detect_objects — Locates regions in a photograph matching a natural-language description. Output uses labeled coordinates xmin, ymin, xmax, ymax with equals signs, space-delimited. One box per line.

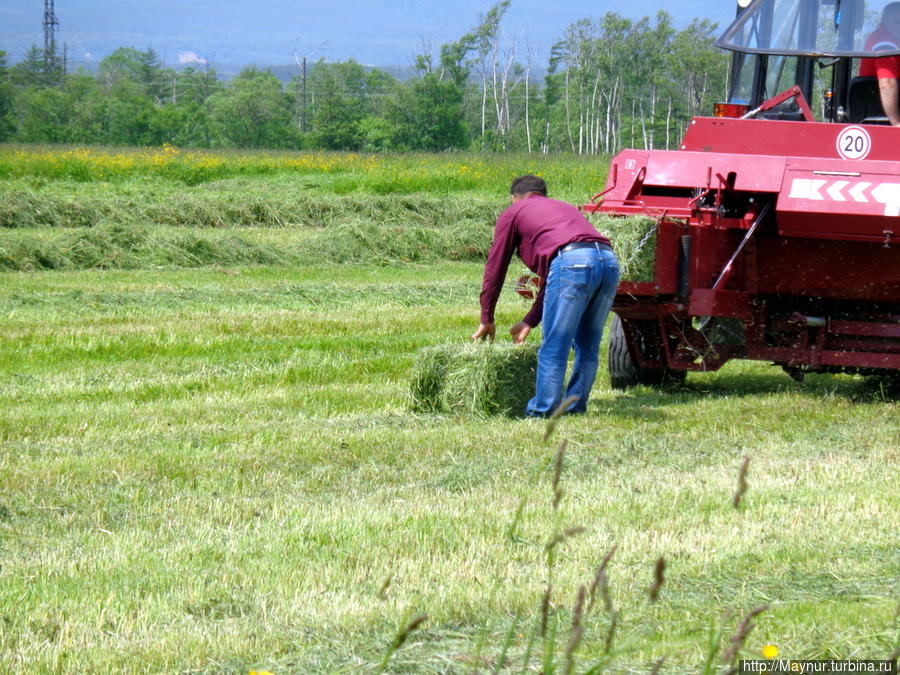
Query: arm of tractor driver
xmin=878 ymin=77 xmax=900 ymax=126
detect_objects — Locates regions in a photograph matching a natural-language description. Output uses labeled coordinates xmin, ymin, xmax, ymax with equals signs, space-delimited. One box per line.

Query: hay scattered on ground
xmin=410 ymin=342 xmax=537 ymax=416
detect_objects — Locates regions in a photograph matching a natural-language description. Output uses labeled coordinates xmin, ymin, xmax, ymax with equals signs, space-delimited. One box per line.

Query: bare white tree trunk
xmin=589 ymin=77 xmax=600 ymax=154
xmin=481 ymin=75 xmax=488 ymax=147
xmin=564 ymin=69 xmax=575 ymax=153
xmin=628 ymin=98 xmax=634 ymax=148
xmin=485 ymin=28 xmax=523 ymax=151
xmin=665 ymin=98 xmax=672 ymax=150
xmin=639 ymin=98 xmax=648 ymax=150
xmin=524 ymin=60 xmax=532 ymax=152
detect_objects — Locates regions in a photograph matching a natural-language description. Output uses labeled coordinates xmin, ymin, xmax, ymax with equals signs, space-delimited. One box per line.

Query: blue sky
xmin=1 ymin=0 xmax=736 ymax=69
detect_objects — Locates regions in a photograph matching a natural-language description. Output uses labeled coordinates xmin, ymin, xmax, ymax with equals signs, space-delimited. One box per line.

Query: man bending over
xmin=472 ymin=175 xmax=620 ymax=417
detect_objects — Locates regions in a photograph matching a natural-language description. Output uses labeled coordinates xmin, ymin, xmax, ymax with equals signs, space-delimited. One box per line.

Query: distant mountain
xmin=1 ymin=0 xmax=736 ymax=73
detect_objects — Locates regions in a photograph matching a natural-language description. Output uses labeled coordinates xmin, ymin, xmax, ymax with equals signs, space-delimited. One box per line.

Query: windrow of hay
xmin=0 ymin=179 xmax=501 ymax=229
xmin=410 ymin=342 xmax=538 ymax=416
xmin=0 ymin=217 xmax=661 ymax=273
xmin=0 ymin=225 xmax=292 ymax=270
xmin=0 ymin=220 xmax=494 ymax=271
xmin=0 ymin=177 xmax=661 ymax=274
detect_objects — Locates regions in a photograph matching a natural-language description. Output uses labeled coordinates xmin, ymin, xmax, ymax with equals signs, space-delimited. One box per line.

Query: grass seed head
xmin=732 ymin=456 xmax=751 ymax=508
xmin=721 ymin=605 xmax=768 ymax=665
xmin=649 ymin=556 xmax=666 ymax=603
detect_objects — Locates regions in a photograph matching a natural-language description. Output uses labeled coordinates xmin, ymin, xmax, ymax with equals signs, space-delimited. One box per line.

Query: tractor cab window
xmin=730 ymin=52 xmax=804 ymax=103
xmin=728 ymin=49 xmax=817 ymax=118
xmin=718 ymin=0 xmax=900 ymax=118
xmin=718 ymin=0 xmax=900 ymax=57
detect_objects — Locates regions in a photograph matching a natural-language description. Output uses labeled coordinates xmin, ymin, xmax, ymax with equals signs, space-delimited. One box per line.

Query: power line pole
xmin=294 ymin=53 xmax=308 ymax=133
xmin=42 ymin=0 xmax=60 ymax=72
xmin=302 ymin=57 xmax=307 ymax=133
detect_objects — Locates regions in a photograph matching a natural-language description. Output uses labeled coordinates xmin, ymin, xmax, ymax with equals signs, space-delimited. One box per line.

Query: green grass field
xmin=0 ymin=147 xmax=897 ymax=673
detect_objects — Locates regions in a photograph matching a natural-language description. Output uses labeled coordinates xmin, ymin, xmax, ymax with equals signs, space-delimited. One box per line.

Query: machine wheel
xmin=866 ymin=371 xmax=900 ymax=397
xmin=608 ymin=313 xmax=686 ymax=390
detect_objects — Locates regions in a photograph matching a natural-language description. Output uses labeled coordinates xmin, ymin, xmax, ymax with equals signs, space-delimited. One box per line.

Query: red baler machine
xmin=586 ymin=0 xmax=900 ymax=388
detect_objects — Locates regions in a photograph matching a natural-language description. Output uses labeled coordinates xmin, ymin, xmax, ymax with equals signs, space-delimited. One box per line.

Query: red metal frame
xmin=587 ymin=88 xmax=900 ymax=377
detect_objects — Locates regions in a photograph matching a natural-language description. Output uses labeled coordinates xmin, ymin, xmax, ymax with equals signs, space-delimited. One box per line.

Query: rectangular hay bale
xmin=588 ymin=213 xmax=657 ymax=282
xmin=410 ymin=342 xmax=537 ymax=416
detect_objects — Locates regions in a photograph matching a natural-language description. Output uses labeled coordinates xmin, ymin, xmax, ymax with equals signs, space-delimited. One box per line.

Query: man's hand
xmin=471 ymin=322 xmax=496 ymax=342
xmin=510 ymin=321 xmax=531 ymax=344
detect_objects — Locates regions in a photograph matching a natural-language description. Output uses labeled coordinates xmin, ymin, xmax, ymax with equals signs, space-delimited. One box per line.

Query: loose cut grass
xmin=590 ymin=213 xmax=658 ymax=281
xmin=410 ymin=342 xmax=538 ymax=416
xmin=1 ymin=150 xmax=897 ymax=673
xmin=0 ymin=219 xmax=494 ymax=271
xmin=1 ymin=263 xmax=897 ymax=674
xmin=0 ymin=177 xmax=501 ymax=229
xmin=0 ymin=196 xmax=661 ymax=274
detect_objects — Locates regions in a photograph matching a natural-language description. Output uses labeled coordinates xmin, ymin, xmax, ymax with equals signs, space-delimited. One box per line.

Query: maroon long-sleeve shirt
xmin=479 ymin=194 xmax=611 ymax=327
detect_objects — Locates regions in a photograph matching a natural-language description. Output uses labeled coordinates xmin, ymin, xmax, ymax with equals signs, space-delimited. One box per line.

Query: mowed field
xmin=0 ymin=146 xmax=897 ymax=673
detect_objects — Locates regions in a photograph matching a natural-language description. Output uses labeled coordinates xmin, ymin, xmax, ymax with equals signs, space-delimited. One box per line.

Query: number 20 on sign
xmin=836 ymin=125 xmax=872 ymax=160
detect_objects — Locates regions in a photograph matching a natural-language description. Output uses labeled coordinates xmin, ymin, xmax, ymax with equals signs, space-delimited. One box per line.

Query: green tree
xmin=304 ymin=60 xmax=396 ymax=150
xmin=357 ymin=116 xmax=397 ymax=151
xmin=387 ymin=72 xmax=467 ymax=151
xmin=207 ymin=68 xmax=294 ymax=148
xmin=547 ymin=18 xmax=600 ymax=153
xmin=627 ymin=12 xmax=676 ymax=149
xmin=102 ymin=78 xmax=156 ymax=145
xmin=669 ymin=19 xmax=728 ymax=118
xmin=59 ymin=72 xmax=104 ymax=143
xmin=0 ymin=51 xmax=15 ymax=140
xmin=10 ymin=46 xmax=58 ymax=88
xmin=98 ymin=47 xmax=170 ymax=102
xmin=13 ymin=86 xmax=71 ymax=142
xmin=176 ymin=65 xmax=222 ymax=106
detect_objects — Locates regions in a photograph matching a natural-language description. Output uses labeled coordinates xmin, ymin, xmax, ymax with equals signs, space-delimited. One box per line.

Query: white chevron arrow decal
xmin=789 ymin=178 xmax=900 ymax=216
xmin=848 ymin=182 xmax=871 ymax=202
xmin=871 ymin=183 xmax=900 ymax=217
xmin=825 ymin=181 xmax=849 ymax=201
xmin=788 ymin=178 xmax=828 ymax=200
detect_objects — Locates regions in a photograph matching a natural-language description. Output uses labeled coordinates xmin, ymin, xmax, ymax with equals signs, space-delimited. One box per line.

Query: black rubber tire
xmin=865 ymin=371 xmax=900 ymax=397
xmin=608 ymin=313 xmax=686 ymax=390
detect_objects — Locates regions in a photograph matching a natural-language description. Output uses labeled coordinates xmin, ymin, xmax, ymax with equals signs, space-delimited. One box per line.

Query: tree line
xmin=0 ymin=4 xmax=729 ymax=154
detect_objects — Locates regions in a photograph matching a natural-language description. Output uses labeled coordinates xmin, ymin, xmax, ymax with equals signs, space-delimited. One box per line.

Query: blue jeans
xmin=526 ymin=246 xmax=619 ymax=417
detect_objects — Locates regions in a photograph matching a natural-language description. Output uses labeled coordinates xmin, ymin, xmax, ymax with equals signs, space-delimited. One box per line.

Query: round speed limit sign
xmin=836 ymin=125 xmax=872 ymax=160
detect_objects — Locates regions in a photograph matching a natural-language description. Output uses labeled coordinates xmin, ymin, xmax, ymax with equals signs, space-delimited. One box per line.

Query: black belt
xmin=556 ymin=241 xmax=613 ymax=257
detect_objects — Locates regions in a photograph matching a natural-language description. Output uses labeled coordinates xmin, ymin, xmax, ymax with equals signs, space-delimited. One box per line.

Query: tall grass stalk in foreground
xmin=374 ymin=612 xmax=429 ymax=675
xmin=470 ymin=398 xmax=649 ymax=674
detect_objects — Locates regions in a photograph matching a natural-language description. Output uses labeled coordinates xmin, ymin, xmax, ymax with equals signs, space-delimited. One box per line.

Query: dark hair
xmin=885 ymin=1 xmax=900 ymax=17
xmin=510 ymin=175 xmax=547 ymax=196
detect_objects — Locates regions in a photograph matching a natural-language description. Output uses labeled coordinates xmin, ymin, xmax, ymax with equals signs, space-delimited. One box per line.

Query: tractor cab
xmin=716 ymin=0 xmax=900 ymax=123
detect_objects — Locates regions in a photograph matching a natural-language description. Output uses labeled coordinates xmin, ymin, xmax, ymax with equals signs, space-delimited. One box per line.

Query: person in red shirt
xmin=472 ymin=175 xmax=619 ymax=417
xmin=859 ymin=2 xmax=900 ymax=125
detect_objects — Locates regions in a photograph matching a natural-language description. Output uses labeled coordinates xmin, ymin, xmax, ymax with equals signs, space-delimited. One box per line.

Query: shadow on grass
xmin=600 ymin=369 xmax=895 ymax=420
